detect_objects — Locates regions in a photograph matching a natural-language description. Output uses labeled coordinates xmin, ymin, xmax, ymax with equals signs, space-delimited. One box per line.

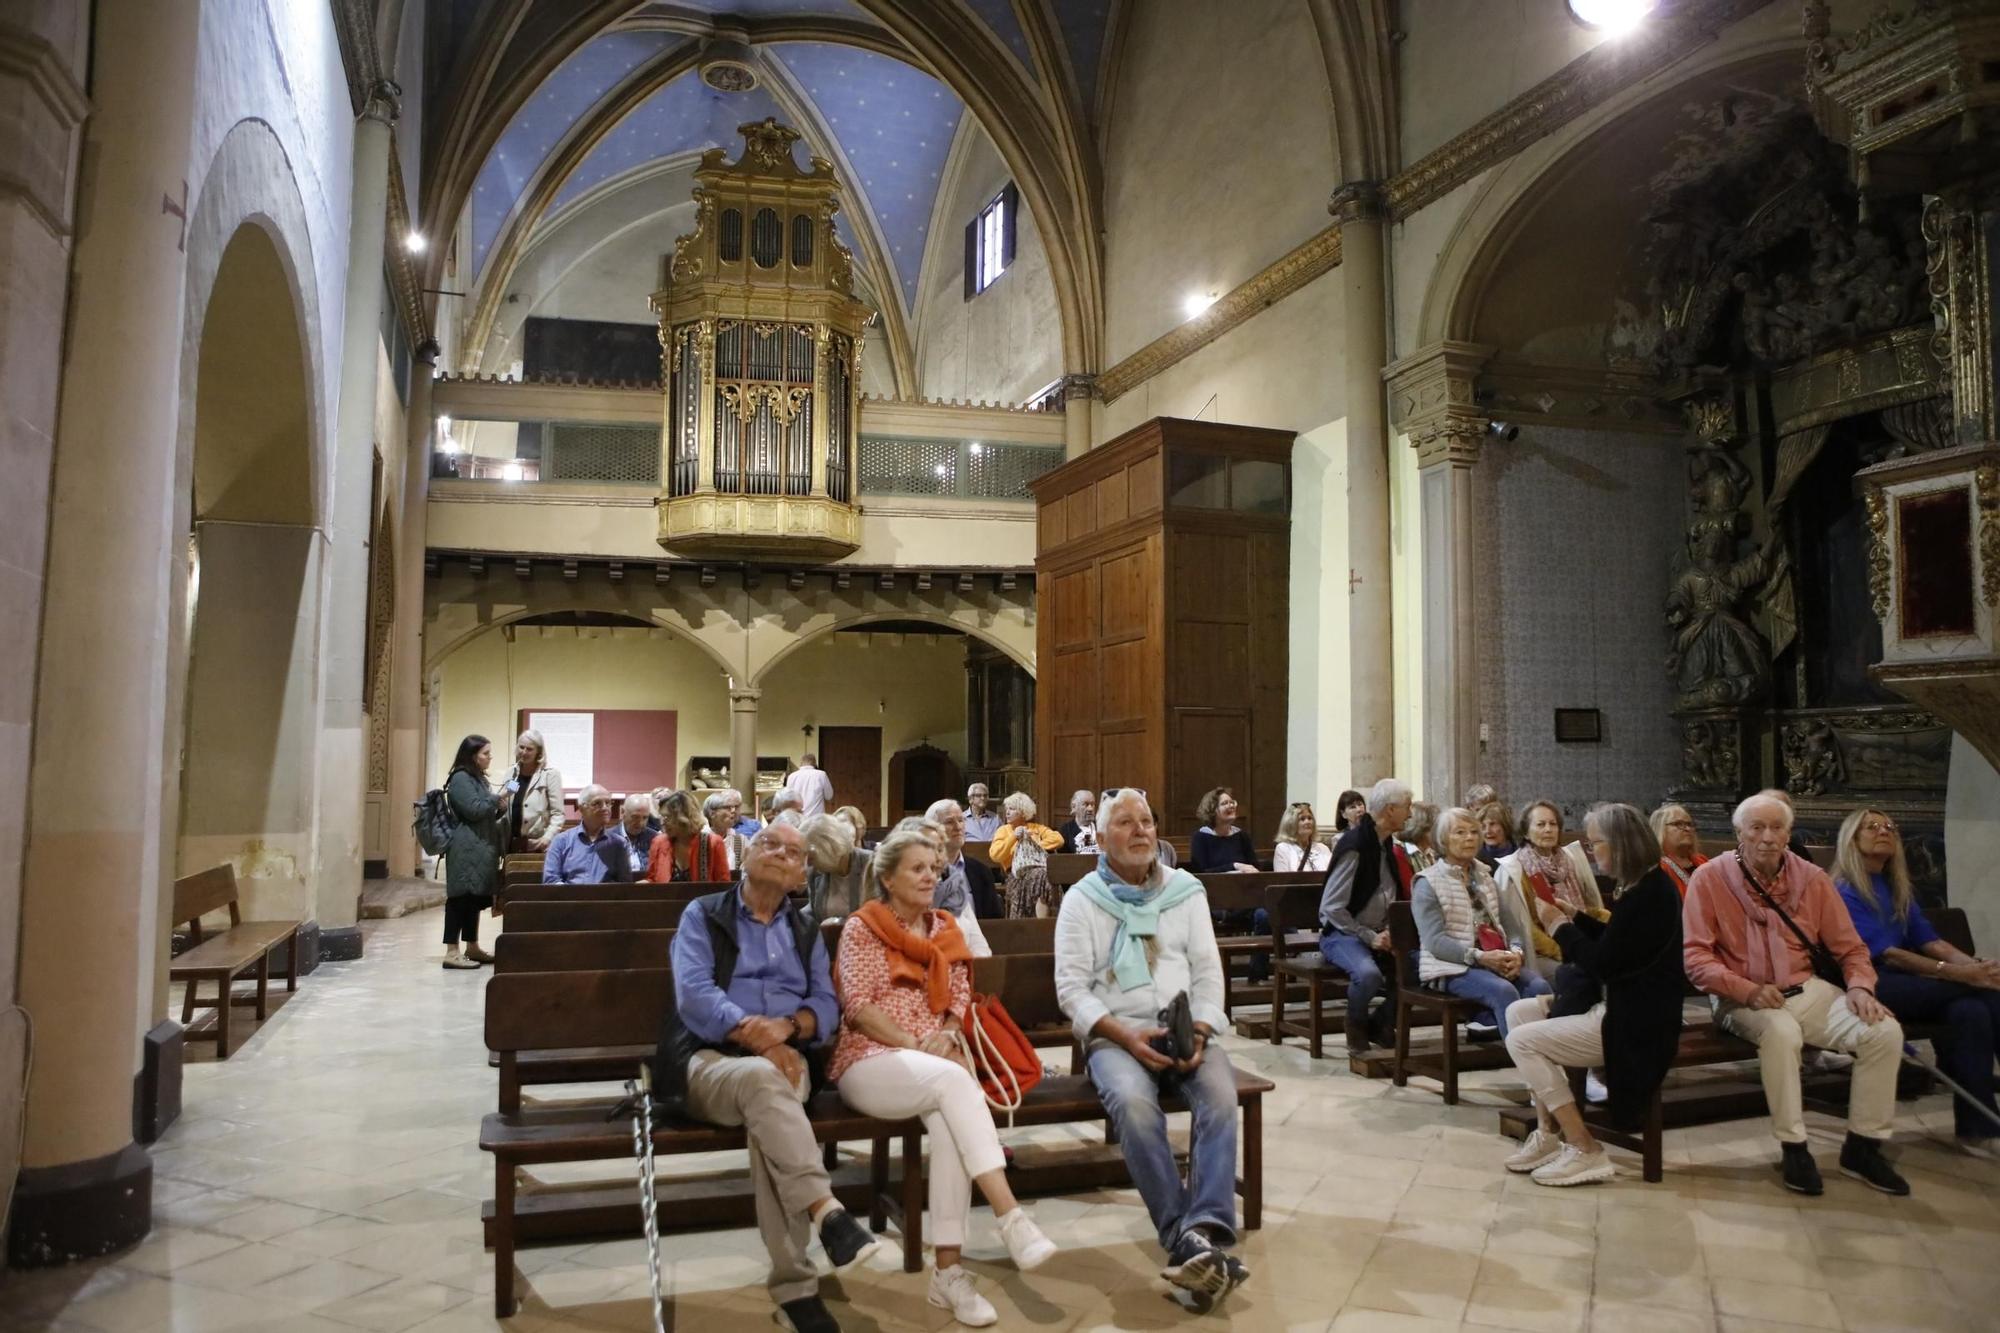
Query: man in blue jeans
xmin=1054 ymin=789 xmax=1244 ymax=1311
xmin=1319 ymin=777 xmax=1414 ymax=1052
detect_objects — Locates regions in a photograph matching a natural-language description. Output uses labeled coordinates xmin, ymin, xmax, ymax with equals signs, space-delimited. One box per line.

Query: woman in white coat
xmin=1493 ymin=799 xmax=1606 ymax=980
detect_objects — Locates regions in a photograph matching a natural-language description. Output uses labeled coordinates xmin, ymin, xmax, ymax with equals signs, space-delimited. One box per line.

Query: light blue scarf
xmin=1072 ymin=856 xmax=1205 ymax=991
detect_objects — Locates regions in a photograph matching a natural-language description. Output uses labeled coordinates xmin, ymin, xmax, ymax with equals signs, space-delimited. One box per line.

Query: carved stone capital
xmin=1060 ymin=372 xmax=1100 ymax=402
xmin=1328 ymin=180 xmax=1384 ymax=226
xmin=360 ymin=79 xmax=402 ymax=127
xmin=1385 ymin=341 xmax=1495 ymax=469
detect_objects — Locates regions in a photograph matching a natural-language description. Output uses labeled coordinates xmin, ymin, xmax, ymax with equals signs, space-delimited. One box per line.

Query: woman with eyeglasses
xmin=1833 ymin=808 xmax=2000 ymax=1152
xmin=1650 ymin=803 xmax=1707 ymax=898
xmin=1272 ymin=803 xmax=1331 ymax=874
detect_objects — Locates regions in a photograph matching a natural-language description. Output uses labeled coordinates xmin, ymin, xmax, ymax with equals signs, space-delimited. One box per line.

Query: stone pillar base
xmin=317 ymin=924 xmax=364 ymax=963
xmin=7 ymin=1142 xmax=152 ymax=1268
xmin=134 ymin=1021 xmax=183 ymax=1145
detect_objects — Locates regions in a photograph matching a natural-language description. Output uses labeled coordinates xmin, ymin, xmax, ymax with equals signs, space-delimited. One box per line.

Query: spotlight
xmin=1566 ymin=0 xmax=1657 ymax=35
xmin=1183 ymin=291 xmax=1217 ymax=320
xmin=1488 ymin=421 xmax=1520 ymax=442
xmin=404 ymin=230 xmax=427 ymax=253
xmin=501 ymin=462 xmax=523 ymax=482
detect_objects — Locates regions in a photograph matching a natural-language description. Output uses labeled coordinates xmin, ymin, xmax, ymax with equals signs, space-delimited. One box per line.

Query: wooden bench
xmin=495 ymin=878 xmax=730 ymax=912
xmin=1198 ymin=872 xmax=1324 ymax=1025
xmin=168 ymin=865 xmax=302 ymax=1058
xmin=500 ymin=899 xmax=692 ymax=933
xmin=1265 ymin=881 xmax=1348 ymax=1057
xmin=973 ymin=916 xmax=1058 ymax=955
xmin=1385 ymin=900 xmax=1495 ymax=1104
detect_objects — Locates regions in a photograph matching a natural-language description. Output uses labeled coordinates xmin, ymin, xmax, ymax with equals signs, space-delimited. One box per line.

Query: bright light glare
xmin=1567 ymin=0 xmax=1656 ymax=34
xmin=969 ymin=442 xmax=984 ymax=454
xmin=933 ymin=463 xmax=950 ymax=477
xmin=501 ymin=462 xmax=524 ymax=482
xmin=404 ymin=230 xmax=427 ymax=253
xmin=1183 ymin=292 xmax=1217 ymax=320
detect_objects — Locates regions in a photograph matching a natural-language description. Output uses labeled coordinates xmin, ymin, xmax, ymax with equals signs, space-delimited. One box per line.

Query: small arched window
xmin=791 ymin=213 xmax=814 ymax=268
xmin=750 ymin=208 xmax=782 ymax=268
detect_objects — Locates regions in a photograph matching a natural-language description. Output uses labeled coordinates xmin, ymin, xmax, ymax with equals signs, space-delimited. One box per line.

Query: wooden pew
xmin=168 ymin=866 xmax=302 ymax=1058
xmin=495 ymin=879 xmax=729 ymax=911
xmin=1043 ymin=852 xmax=1098 ymax=889
xmin=1197 ymin=871 xmax=1325 ymax=1025
xmin=972 ymin=916 xmax=1058 ymax=955
xmin=501 ymin=899 xmax=691 ymax=933
xmin=1265 ymin=881 xmax=1347 ymax=1057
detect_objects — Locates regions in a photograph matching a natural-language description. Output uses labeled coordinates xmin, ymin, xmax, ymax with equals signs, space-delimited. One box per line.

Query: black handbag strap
xmin=1735 ymin=852 xmax=1841 ymax=978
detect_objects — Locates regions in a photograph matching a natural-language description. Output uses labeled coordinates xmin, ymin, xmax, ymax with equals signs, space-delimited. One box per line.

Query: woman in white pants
xmin=829 ymin=827 xmax=1056 ymax=1326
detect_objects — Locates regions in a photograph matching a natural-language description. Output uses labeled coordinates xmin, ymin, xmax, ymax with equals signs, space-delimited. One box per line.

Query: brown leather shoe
xmin=465 ymin=944 xmax=495 ymax=965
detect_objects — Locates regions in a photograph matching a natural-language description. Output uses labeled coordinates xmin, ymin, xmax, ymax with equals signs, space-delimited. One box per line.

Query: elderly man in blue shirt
xmin=540 ymin=785 xmax=632 ymax=884
xmin=660 ymin=818 xmax=879 ymax=1333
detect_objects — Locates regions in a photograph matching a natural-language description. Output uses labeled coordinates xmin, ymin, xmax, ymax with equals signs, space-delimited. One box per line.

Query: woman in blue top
xmin=1833 ymin=807 xmax=2000 ymax=1150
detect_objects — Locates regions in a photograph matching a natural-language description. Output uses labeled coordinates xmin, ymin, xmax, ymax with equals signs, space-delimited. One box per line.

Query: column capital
xmin=1328 ymin=180 xmax=1384 ymax=226
xmin=729 ymin=686 xmax=762 ymax=707
xmin=1059 ymin=372 xmax=1100 ymax=403
xmin=360 ymin=79 xmax=401 ymax=127
xmin=1385 ymin=341 xmax=1495 ymax=469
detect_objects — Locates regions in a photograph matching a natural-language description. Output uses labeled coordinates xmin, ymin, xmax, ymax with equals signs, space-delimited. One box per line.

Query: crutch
xmin=625 ymin=1065 xmax=668 ymax=1333
xmin=1902 ymin=1042 xmax=2000 ymax=1135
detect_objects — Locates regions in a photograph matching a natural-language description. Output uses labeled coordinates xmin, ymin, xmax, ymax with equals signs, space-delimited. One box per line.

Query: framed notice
xmin=1553 ymin=708 xmax=1602 ymax=744
xmin=528 ymin=711 xmax=595 ymax=788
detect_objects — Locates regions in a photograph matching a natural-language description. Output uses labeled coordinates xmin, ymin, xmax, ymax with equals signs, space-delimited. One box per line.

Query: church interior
xmin=5 ymin=0 xmax=2000 ymax=1329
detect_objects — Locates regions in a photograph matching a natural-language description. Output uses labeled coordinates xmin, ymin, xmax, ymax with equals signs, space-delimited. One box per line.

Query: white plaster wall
xmin=1389 ymin=429 xmax=1425 ymax=793
xmin=1099 ymin=0 xmax=1337 ymax=364
xmin=1472 ymin=424 xmax=1681 ymax=820
xmin=1947 ymin=738 xmax=2000 ymax=959
xmin=1398 ymin=1 xmax=1600 ymax=164
xmin=1287 ymin=418 xmax=1351 ymax=814
xmin=914 ymin=128 xmax=1061 ymax=406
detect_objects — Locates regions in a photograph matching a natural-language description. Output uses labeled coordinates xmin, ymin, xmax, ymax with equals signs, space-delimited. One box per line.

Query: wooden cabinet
xmin=1030 ymin=417 xmax=1292 ymax=840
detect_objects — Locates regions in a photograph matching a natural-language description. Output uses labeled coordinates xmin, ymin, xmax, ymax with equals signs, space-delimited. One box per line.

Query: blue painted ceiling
xmin=1052 ymin=0 xmax=1113 ymax=116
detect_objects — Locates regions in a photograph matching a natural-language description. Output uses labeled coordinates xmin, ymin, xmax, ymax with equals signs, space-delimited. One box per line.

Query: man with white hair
xmin=1054 ymin=789 xmax=1246 ymax=1310
xmin=1317 ymin=777 xmax=1415 ymax=1053
xmin=924 ymin=798 xmax=1002 ymax=923
xmin=780 ymin=752 xmax=835 ymax=818
xmin=962 ymin=782 xmax=1001 ymax=841
xmin=540 ymin=785 xmax=632 ymax=884
xmin=1684 ymin=791 xmax=1909 ymax=1197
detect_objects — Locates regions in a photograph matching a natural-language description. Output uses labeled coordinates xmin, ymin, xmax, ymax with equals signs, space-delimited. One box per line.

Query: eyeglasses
xmin=1664 ymin=819 xmax=1696 ymax=830
xmin=1860 ymin=819 xmax=1898 ymax=835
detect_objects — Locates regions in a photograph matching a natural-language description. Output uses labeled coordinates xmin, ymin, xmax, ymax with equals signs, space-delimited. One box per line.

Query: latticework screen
xmin=544 ymin=424 xmax=662 ymax=484
xmin=856 ymin=436 xmax=1063 ymax=499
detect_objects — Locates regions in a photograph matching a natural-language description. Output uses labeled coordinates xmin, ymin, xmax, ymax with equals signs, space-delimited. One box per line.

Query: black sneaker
xmin=1839 ymin=1133 xmax=1911 ymax=1196
xmin=815 ymin=1205 xmax=886 ymax=1271
xmin=1160 ymin=1229 xmax=1232 ymax=1302
xmin=1223 ymin=1252 xmax=1250 ymax=1286
xmin=1780 ymin=1141 xmax=1824 ymax=1196
xmin=775 ymin=1295 xmax=841 ymax=1333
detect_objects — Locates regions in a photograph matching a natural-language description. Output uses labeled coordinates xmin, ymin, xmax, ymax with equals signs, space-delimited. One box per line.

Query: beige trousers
xmin=1714 ymin=976 xmax=1903 ymax=1144
xmin=1504 ymin=994 xmax=1603 ymax=1117
xmin=683 ymin=1050 xmax=830 ymax=1304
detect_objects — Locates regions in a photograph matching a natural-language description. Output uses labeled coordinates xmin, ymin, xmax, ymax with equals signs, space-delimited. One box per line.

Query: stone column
xmin=389 ymin=339 xmax=438 ymax=876
xmin=313 ymin=81 xmax=399 ymax=957
xmin=11 ymin=0 xmax=198 ymax=1265
xmin=1061 ymin=373 xmax=1098 ymax=459
xmin=730 ymin=686 xmax=761 ymax=806
xmin=1385 ymin=341 xmax=1494 ymax=807
xmin=1332 ymin=183 xmax=1394 ymax=785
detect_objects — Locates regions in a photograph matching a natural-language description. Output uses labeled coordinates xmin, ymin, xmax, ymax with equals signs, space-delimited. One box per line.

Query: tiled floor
xmin=4 ymin=907 xmax=1997 ymax=1332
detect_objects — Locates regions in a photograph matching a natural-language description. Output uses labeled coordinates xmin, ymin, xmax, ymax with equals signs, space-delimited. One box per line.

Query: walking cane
xmin=1901 ymin=1042 xmax=2000 ymax=1135
xmin=625 ymin=1065 xmax=668 ymax=1333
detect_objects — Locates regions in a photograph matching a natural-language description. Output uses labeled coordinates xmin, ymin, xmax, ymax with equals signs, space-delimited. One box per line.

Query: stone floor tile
xmin=1709 ymin=1276 xmax=1842 ymax=1328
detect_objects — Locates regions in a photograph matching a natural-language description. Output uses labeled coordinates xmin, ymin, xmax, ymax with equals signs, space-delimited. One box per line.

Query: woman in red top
xmin=831 ymin=826 xmax=1055 ymax=1325
xmin=1650 ymin=803 xmax=1708 ymax=898
xmin=646 ymin=789 xmax=730 ymax=883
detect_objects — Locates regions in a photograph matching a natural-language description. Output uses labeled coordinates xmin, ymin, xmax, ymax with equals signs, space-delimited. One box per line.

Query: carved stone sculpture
xmin=1666 ymin=418 xmax=1775 ymax=709
xmin=1781 ymin=718 xmax=1845 ymax=797
xmin=1679 ymin=717 xmax=1741 ymax=790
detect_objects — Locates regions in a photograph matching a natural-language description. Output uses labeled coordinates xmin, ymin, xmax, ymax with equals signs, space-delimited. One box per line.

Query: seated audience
xmin=1271 ymin=802 xmax=1331 ymax=874
xmin=443 ymin=733 xmax=508 ymax=968
xmin=1683 ymin=792 xmax=1909 ymax=1197
xmin=1463 ymin=782 xmax=1498 ymax=812
xmin=1318 ymin=778 xmax=1415 ymax=1053
xmin=1055 ymin=789 xmax=1247 ymax=1310
xmin=621 ymin=791 xmax=661 ymax=880
xmin=925 ymin=799 xmax=1003 ymax=930
xmin=992 ymin=792 xmax=1064 ymax=918
xmin=802 ymin=813 xmax=869 ymax=920
xmin=503 ymin=728 xmax=564 ymax=853
xmin=769 ymin=790 xmax=804 ymax=822
xmin=733 ymin=790 xmax=764 ymax=837
xmin=1333 ymin=788 xmax=1366 ymax=833
xmin=833 ymin=804 xmax=871 ymax=850
xmin=1414 ymin=807 xmax=1551 ymax=1038
xmin=1503 ymin=803 xmax=1684 ymax=1186
xmin=962 ymin=782 xmax=1001 ymax=842
xmin=831 ymin=826 xmax=1056 ymax=1324
xmin=1651 ymin=803 xmax=1707 ymax=897
xmin=541 ymin=785 xmax=632 ymax=885
xmin=1402 ymin=801 xmax=1440 ymax=873
xmin=1495 ymin=800 xmax=1606 ymax=980
xmin=1190 ymin=788 xmax=1259 ymax=873
xmin=704 ymin=790 xmax=750 ymax=871
xmin=1059 ymin=789 xmax=1099 ymax=854
xmin=1833 ymin=807 xmax=2000 ymax=1152
xmin=648 ymin=788 xmax=731 ymax=882
xmin=1476 ymin=800 xmax=1518 ymax=869
xmin=662 ymin=821 xmax=877 ymax=1332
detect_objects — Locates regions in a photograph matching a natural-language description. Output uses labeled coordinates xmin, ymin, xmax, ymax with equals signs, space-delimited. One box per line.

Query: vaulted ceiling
xmin=421 ymin=1 xmax=1126 ymax=395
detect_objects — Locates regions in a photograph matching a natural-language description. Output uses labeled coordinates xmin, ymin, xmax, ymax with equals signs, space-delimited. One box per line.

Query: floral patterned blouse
xmin=827 ymin=910 xmax=973 ymax=1082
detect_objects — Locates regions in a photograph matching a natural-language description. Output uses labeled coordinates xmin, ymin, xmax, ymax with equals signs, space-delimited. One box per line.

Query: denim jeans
xmin=1320 ymin=930 xmax=1389 ymax=1019
xmin=1876 ymin=971 xmax=2000 ymax=1138
xmin=1087 ymin=1041 xmax=1239 ymax=1253
xmin=1436 ymin=966 xmax=1551 ymax=1037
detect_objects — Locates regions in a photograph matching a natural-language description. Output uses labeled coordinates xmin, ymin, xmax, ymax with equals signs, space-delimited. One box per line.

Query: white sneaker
xmin=996 ymin=1206 xmax=1056 ymax=1271
xmin=1505 ymin=1127 xmax=1564 ymax=1174
xmin=928 ymin=1263 xmax=997 ymax=1327
xmin=441 ymin=951 xmax=478 ymax=970
xmin=1531 ymin=1144 xmax=1615 ymax=1187
xmin=1584 ymin=1072 xmax=1609 ymax=1104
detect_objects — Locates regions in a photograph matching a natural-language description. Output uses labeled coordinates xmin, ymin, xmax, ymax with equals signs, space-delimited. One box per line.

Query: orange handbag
xmin=956 ymin=992 xmax=1043 ymax=1124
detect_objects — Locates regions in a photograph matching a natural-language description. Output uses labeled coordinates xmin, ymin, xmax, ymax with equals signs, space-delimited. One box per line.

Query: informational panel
xmin=527 ymin=711 xmax=595 ymax=789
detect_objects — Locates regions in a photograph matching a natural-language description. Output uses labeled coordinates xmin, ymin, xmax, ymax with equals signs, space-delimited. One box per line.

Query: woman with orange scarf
xmin=830 ymin=826 xmax=1056 ymax=1325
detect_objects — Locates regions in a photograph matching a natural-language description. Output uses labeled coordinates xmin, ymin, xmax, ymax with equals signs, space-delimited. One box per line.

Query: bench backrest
xmin=970 ymin=953 xmax=1063 ymax=1032
xmin=503 ymin=898 xmax=692 ymax=932
xmin=975 ymin=917 xmax=1058 ymax=955
xmin=1044 ymin=853 xmax=1097 ymax=887
xmin=507 ymin=880 xmax=729 ymax=905
xmin=1199 ymin=871 xmax=1322 ymax=918
xmin=1387 ymin=901 xmax=1420 ymax=983
xmin=172 ymin=865 xmax=241 ymax=930
xmin=484 ymin=968 xmax=671 ymax=1053
xmin=1929 ymin=905 xmax=1974 ymax=955
xmin=494 ymin=928 xmax=676 ymax=973
xmin=1264 ymin=881 xmax=1323 ymax=941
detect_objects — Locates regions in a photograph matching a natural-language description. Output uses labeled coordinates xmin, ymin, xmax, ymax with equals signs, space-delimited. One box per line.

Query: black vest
xmin=649 ymin=888 xmax=826 ymax=1115
xmin=1329 ymin=813 xmax=1407 ymax=921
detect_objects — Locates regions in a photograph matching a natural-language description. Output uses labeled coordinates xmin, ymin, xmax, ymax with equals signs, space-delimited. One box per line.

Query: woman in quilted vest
xmin=831 ymin=826 xmax=1055 ymax=1326
xmin=1413 ymin=806 xmax=1551 ymax=1038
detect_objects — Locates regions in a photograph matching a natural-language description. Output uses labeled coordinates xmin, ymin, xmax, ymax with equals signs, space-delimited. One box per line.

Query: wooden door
xmin=818 ymin=726 xmax=882 ymax=823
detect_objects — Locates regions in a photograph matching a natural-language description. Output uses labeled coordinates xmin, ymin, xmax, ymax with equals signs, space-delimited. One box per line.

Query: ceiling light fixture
xmin=404 ymin=230 xmax=427 ymax=253
xmin=1565 ymin=0 xmax=1657 ymax=35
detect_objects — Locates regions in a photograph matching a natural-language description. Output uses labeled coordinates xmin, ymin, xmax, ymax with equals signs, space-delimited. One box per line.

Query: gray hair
xmin=749 ymin=812 xmax=806 ymax=850
xmin=1070 ymin=789 xmax=1094 ymax=818
xmin=800 ymin=812 xmax=856 ymax=875
xmin=575 ymin=783 xmax=611 ymax=809
xmin=1434 ymin=805 xmax=1480 ymax=849
xmin=965 ymin=782 xmax=989 ymax=798
xmin=1096 ymin=788 xmax=1151 ymax=836
xmin=1585 ymin=802 xmax=1661 ymax=887
xmin=1404 ymin=801 xmax=1439 ymax=846
xmin=621 ymin=790 xmax=655 ymax=820
xmin=1649 ymin=803 xmax=1691 ymax=842
xmin=1366 ymin=777 xmax=1413 ymax=818
xmin=1002 ymin=791 xmax=1036 ymax=821
xmin=1733 ymin=791 xmax=1794 ymax=834
xmin=516 ymin=729 xmax=546 ymax=759
xmin=770 ymin=790 xmax=803 ymax=815
xmin=868 ymin=823 xmax=942 ymax=902
xmin=924 ymin=798 xmax=963 ymax=824
xmin=701 ymin=790 xmax=733 ymax=816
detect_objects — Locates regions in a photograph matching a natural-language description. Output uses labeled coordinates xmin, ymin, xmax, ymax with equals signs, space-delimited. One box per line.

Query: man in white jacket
xmin=1053 ymin=789 xmax=1244 ymax=1310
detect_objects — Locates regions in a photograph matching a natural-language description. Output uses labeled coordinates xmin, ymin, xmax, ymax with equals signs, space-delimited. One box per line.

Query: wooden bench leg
xmin=1269 ymin=966 xmax=1286 ymax=1046
xmin=868 ymin=1136 xmax=889 ymax=1233
xmin=1644 ymin=1092 xmax=1664 ymax=1184
xmin=286 ymin=931 xmax=299 ymax=992
xmin=180 ymin=976 xmax=196 ymax=1026
xmin=1242 ymin=1094 xmax=1262 ymax=1231
xmin=1392 ymin=997 xmax=1410 ymax=1087
xmin=1441 ymin=1008 xmax=1459 ymax=1106
xmin=494 ymin=1162 xmax=517 ymax=1317
xmin=899 ymin=1129 xmax=923 ymax=1274
xmin=1307 ymin=975 xmax=1324 ymax=1061
xmin=215 ymin=974 xmax=233 ymax=1058
xmin=255 ymin=950 xmax=270 ymax=1021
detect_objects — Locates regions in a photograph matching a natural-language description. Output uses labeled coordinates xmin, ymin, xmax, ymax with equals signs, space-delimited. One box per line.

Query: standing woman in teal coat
xmin=443 ymin=734 xmax=509 ymax=969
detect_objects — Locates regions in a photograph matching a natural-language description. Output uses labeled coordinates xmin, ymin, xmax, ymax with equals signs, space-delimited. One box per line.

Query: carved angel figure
xmin=1665 ymin=517 xmax=1776 ymax=709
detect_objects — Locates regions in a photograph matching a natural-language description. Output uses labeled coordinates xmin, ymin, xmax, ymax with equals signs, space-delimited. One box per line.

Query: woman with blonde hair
xmin=1476 ymin=801 xmax=1517 ymax=869
xmin=1401 ymin=801 xmax=1441 ymax=873
xmin=1494 ymin=799 xmax=1606 ymax=979
xmin=834 ymin=804 xmax=871 ymax=850
xmin=990 ymin=792 xmax=1063 ymax=918
xmin=832 ymin=826 xmax=1056 ymax=1323
xmin=1271 ymin=802 xmax=1331 ymax=874
xmin=1833 ymin=808 xmax=2000 ymax=1150
xmin=1412 ymin=807 xmax=1551 ymax=1038
xmin=1650 ymin=803 xmax=1707 ymax=897
xmin=502 ymin=729 xmax=564 ymax=852
xmin=646 ymin=789 xmax=731 ymax=882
